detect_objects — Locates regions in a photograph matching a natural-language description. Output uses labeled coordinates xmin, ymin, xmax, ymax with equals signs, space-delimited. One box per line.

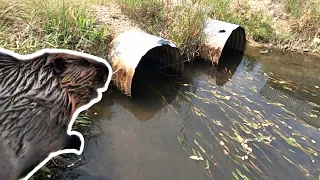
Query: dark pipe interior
xmin=131 ymin=46 xmax=182 ymax=98
xmin=131 ymin=39 xmax=245 ymax=97
xmin=215 ymin=47 xmax=244 ymax=86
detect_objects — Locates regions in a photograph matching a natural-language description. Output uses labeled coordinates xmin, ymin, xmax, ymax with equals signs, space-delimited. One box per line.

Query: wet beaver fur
xmin=0 ymin=52 xmax=110 ymax=180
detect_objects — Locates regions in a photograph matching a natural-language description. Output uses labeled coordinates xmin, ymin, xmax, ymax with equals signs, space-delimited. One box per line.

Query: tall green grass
xmin=0 ymin=0 xmax=109 ymax=55
xmin=117 ymin=0 xmax=207 ymax=60
xmin=284 ymin=0 xmax=302 ymax=18
xmin=117 ymin=0 xmax=274 ymax=57
xmin=205 ymin=0 xmax=274 ymax=43
xmin=117 ymin=0 xmax=319 ymax=51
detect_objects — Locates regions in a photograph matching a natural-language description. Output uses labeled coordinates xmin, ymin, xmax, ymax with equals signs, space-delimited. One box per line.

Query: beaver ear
xmin=47 ymin=55 xmax=67 ymax=75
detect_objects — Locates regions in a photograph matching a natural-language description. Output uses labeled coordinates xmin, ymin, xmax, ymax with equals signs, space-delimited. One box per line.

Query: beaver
xmin=0 ymin=48 xmax=111 ymax=180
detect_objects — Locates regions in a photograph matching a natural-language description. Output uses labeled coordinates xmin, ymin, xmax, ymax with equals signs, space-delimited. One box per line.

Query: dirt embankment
xmin=92 ymin=0 xmax=320 ymax=56
xmin=230 ymin=0 xmax=320 ymax=54
xmin=92 ymin=3 xmax=142 ymax=37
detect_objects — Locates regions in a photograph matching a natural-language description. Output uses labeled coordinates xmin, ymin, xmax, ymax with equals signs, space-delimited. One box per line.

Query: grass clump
xmin=0 ymin=0 xmax=109 ymax=56
xmin=36 ymin=0 xmax=108 ymax=50
xmin=206 ymin=0 xmax=274 ymax=43
xmin=167 ymin=5 xmax=207 ymax=58
xmin=284 ymin=0 xmax=302 ymax=18
xmin=117 ymin=0 xmax=319 ymax=52
xmin=117 ymin=0 xmax=207 ymax=60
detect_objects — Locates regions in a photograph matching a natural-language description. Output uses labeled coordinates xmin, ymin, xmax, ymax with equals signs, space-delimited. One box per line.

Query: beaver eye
xmin=81 ymin=60 xmax=91 ymax=67
xmin=52 ymin=58 xmax=66 ymax=75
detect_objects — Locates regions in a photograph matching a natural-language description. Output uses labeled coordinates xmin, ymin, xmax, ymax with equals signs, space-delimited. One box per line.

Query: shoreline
xmin=247 ymin=39 xmax=320 ymax=58
xmin=96 ymin=0 xmax=320 ymax=59
xmin=112 ymin=0 xmax=320 ymax=59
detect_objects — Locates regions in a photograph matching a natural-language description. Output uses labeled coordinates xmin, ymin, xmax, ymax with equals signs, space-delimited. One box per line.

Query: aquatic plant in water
xmin=170 ymin=59 xmax=320 ymax=180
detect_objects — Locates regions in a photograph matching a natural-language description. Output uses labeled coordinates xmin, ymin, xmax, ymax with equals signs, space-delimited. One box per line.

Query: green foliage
xmin=118 ymin=0 xmax=319 ymax=51
xmin=284 ymin=0 xmax=302 ymax=18
xmin=0 ymin=0 xmax=109 ymax=54
xmin=207 ymin=0 xmax=274 ymax=43
xmin=117 ymin=0 xmax=207 ymax=59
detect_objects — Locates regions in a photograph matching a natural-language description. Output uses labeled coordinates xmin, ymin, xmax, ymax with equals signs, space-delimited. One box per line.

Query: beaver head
xmin=0 ymin=50 xmax=111 ymax=180
xmin=47 ymin=53 xmax=110 ymax=112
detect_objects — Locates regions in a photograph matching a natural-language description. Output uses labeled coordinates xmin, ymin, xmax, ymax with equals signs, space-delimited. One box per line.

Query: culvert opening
xmin=215 ymin=26 xmax=246 ymax=69
xmin=214 ymin=26 xmax=246 ymax=86
xmin=131 ymin=45 xmax=184 ymax=97
xmin=215 ymin=48 xmax=244 ymax=86
xmin=217 ymin=48 xmax=244 ymax=71
xmin=223 ymin=26 xmax=246 ymax=54
xmin=190 ymin=25 xmax=246 ymax=87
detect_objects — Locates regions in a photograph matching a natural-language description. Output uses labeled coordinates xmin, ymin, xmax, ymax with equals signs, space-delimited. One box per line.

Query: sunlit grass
xmin=116 ymin=0 xmax=207 ymax=60
xmin=117 ymin=0 xmax=320 ymax=52
xmin=284 ymin=0 xmax=302 ymax=18
xmin=0 ymin=0 xmax=109 ymax=55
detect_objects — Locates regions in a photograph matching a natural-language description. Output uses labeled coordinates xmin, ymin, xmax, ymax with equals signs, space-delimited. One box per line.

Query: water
xmin=61 ymin=47 xmax=320 ymax=180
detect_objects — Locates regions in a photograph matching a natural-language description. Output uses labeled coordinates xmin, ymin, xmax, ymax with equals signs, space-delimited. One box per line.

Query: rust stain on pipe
xmin=108 ymin=30 xmax=183 ymax=96
xmin=200 ymin=44 xmax=222 ymax=65
xmin=200 ymin=19 xmax=246 ymax=65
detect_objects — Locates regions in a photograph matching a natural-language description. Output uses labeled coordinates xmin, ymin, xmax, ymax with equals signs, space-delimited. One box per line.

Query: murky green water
xmin=63 ymin=47 xmax=320 ymax=180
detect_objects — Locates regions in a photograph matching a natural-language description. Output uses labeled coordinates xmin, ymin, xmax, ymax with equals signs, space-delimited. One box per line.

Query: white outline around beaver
xmin=0 ymin=48 xmax=112 ymax=180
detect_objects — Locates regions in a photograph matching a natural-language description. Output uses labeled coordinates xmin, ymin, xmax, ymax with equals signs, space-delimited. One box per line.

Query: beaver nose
xmin=94 ymin=64 xmax=110 ymax=89
xmin=101 ymin=65 xmax=110 ymax=84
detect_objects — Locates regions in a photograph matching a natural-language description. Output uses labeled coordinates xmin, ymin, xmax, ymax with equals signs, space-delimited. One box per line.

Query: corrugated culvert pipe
xmin=108 ymin=30 xmax=184 ymax=96
xmin=108 ymin=20 xmax=246 ymax=97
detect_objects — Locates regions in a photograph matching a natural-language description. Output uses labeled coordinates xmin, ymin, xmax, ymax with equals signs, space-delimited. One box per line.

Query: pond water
xmin=62 ymin=46 xmax=320 ymax=180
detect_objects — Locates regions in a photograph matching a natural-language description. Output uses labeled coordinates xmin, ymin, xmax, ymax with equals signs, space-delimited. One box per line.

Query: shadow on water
xmin=87 ymin=47 xmax=244 ymax=122
xmin=60 ymin=46 xmax=320 ymax=180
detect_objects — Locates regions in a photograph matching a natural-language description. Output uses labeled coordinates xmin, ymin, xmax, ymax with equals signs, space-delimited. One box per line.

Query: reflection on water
xmin=63 ymin=47 xmax=320 ymax=180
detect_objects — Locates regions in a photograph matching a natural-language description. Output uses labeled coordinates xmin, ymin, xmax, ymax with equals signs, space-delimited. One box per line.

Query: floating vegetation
xmin=189 ymin=155 xmax=204 ymax=161
xmin=169 ymin=59 xmax=320 ymax=179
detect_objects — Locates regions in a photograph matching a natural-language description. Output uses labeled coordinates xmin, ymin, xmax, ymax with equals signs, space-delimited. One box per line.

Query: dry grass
xmin=209 ymin=0 xmax=320 ymax=51
xmin=115 ymin=0 xmax=275 ymax=58
xmin=0 ymin=0 xmax=110 ymax=56
xmin=116 ymin=0 xmax=207 ymax=60
xmin=116 ymin=0 xmax=320 ymax=53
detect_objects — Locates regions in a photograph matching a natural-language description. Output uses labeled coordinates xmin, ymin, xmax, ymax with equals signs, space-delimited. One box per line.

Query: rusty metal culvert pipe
xmin=108 ymin=30 xmax=184 ymax=96
xmin=200 ymin=19 xmax=246 ymax=65
xmin=108 ymin=20 xmax=246 ymax=96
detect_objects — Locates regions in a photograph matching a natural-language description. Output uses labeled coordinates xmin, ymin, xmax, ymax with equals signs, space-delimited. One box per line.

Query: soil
xmin=91 ymin=2 xmax=143 ymax=37
xmin=91 ymin=0 xmax=320 ymax=56
xmin=230 ymin=0 xmax=320 ymax=55
xmin=239 ymin=0 xmax=291 ymax=34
